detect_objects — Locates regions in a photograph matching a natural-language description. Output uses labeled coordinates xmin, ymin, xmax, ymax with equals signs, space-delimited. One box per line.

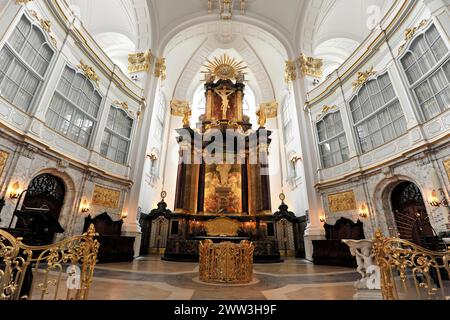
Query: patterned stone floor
xmin=87 ymin=256 xmax=360 ymax=300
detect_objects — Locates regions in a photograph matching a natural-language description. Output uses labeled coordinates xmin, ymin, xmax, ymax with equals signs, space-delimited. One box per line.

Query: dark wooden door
xmin=17 ymin=174 xmax=65 ymax=244
xmin=391 ymin=182 xmax=434 ymax=245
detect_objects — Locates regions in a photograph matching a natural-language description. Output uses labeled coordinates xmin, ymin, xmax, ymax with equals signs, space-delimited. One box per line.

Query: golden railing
xmin=373 ymin=230 xmax=450 ymax=300
xmin=199 ymin=240 xmax=254 ymax=284
xmin=0 ymin=225 xmax=99 ymax=300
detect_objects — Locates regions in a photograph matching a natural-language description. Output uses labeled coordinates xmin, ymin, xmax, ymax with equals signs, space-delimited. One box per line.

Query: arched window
xmin=0 ymin=15 xmax=55 ymax=111
xmin=46 ymin=65 xmax=103 ymax=147
xmin=316 ymin=111 xmax=349 ymax=168
xmin=281 ymin=95 xmax=293 ymax=144
xmin=400 ymin=24 xmax=450 ymax=121
xmin=150 ymin=92 xmax=167 ymax=176
xmin=101 ymin=106 xmax=133 ymax=164
xmin=350 ymin=73 xmax=407 ymax=153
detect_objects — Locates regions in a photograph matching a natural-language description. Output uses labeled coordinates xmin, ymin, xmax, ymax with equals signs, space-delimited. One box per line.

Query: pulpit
xmin=199 ymin=240 xmax=254 ymax=284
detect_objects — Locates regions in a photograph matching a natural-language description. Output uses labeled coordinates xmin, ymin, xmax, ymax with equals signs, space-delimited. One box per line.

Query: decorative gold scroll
xmin=204 ymin=217 xmax=241 ymax=237
xmin=128 ymin=50 xmax=153 ymax=74
xmin=444 ymin=159 xmax=450 ymax=182
xmin=398 ymin=19 xmax=428 ymax=54
xmin=298 ymin=54 xmax=323 ymax=78
xmin=285 ymin=60 xmax=297 ymax=83
xmin=316 ymin=105 xmax=337 ymax=120
xmin=112 ymin=100 xmax=129 ymax=110
xmin=28 ymin=10 xmax=57 ymax=47
xmin=92 ymin=185 xmax=120 ymax=209
xmin=154 ymin=57 xmax=166 ymax=80
xmin=352 ymin=67 xmax=376 ymax=91
xmin=328 ymin=190 xmax=357 ymax=213
xmin=0 ymin=150 xmax=9 ymax=177
xmin=78 ymin=61 xmax=100 ymax=85
xmin=15 ymin=0 xmax=33 ymax=5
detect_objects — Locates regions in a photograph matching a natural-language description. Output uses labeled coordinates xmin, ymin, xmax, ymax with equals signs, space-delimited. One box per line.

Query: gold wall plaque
xmin=0 ymin=150 xmax=9 ymax=177
xmin=444 ymin=159 xmax=450 ymax=182
xmin=204 ymin=217 xmax=241 ymax=237
xmin=92 ymin=185 xmax=120 ymax=209
xmin=328 ymin=191 xmax=357 ymax=213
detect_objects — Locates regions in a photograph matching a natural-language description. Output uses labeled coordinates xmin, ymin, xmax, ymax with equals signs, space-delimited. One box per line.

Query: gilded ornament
xmin=128 ymin=50 xmax=153 ymax=74
xmin=398 ymin=20 xmax=428 ymax=54
xmin=316 ymin=105 xmax=337 ymax=120
xmin=204 ymin=217 xmax=241 ymax=237
xmin=328 ymin=190 xmax=357 ymax=212
xmin=15 ymin=0 xmax=33 ymax=4
xmin=199 ymin=240 xmax=254 ymax=284
xmin=77 ymin=61 xmax=100 ymax=85
xmin=154 ymin=57 xmax=166 ymax=80
xmin=92 ymin=185 xmax=120 ymax=209
xmin=0 ymin=150 xmax=9 ymax=177
xmin=297 ymin=53 xmax=323 ymax=78
xmin=112 ymin=100 xmax=129 ymax=110
xmin=284 ymin=60 xmax=297 ymax=83
xmin=352 ymin=67 xmax=376 ymax=91
xmin=202 ymin=53 xmax=247 ymax=81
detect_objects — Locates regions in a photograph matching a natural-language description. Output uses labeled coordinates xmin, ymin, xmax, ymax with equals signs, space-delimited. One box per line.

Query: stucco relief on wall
xmin=92 ymin=185 xmax=121 ymax=209
xmin=328 ymin=190 xmax=357 ymax=213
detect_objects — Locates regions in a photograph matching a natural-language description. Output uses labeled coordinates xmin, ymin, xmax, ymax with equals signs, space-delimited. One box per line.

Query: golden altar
xmin=199 ymin=239 xmax=254 ymax=284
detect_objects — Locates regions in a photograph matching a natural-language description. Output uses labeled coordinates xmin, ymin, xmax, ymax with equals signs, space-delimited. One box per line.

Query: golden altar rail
xmin=199 ymin=240 xmax=254 ymax=284
xmin=373 ymin=230 xmax=450 ymax=300
xmin=0 ymin=225 xmax=99 ymax=300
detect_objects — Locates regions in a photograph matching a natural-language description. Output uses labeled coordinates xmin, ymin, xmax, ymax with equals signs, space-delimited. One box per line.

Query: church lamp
xmin=8 ymin=181 xmax=22 ymax=199
xmin=359 ymin=203 xmax=369 ymax=219
xmin=429 ymin=189 xmax=449 ymax=208
xmin=80 ymin=199 xmax=90 ymax=213
xmin=121 ymin=211 xmax=128 ymax=220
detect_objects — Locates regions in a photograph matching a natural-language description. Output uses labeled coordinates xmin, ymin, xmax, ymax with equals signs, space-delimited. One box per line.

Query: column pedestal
xmin=304 ymin=226 xmax=325 ymax=261
xmin=122 ymin=220 xmax=142 ymax=258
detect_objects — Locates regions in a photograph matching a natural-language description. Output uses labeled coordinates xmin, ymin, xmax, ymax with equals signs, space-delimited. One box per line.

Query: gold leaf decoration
xmin=202 ymin=53 xmax=247 ymax=81
xmin=92 ymin=185 xmax=120 ymax=209
xmin=328 ymin=191 xmax=357 ymax=213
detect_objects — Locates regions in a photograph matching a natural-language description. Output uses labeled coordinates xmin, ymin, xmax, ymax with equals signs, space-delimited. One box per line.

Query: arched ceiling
xmin=63 ymin=0 xmax=398 ymax=88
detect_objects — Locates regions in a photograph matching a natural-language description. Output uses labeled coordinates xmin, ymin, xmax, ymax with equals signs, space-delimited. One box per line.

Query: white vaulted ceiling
xmin=65 ymin=0 xmax=398 ymax=90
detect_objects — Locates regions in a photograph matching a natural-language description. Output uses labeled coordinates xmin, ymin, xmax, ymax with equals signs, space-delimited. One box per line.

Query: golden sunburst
xmin=202 ymin=53 xmax=247 ymax=80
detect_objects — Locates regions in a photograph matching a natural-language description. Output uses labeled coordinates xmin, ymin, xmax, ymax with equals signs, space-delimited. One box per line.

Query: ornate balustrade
xmin=199 ymin=240 xmax=254 ymax=284
xmin=373 ymin=230 xmax=450 ymax=300
xmin=0 ymin=225 xmax=99 ymax=300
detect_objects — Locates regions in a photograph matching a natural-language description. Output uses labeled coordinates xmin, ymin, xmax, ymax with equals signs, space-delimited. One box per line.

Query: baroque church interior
xmin=0 ymin=0 xmax=449 ymax=302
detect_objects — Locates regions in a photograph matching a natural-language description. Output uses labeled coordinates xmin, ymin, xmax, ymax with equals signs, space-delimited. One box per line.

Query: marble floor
xmin=87 ymin=256 xmax=360 ymax=300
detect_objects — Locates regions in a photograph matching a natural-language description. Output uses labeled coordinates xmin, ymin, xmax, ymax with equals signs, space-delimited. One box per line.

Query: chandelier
xmin=207 ymin=0 xmax=246 ymax=20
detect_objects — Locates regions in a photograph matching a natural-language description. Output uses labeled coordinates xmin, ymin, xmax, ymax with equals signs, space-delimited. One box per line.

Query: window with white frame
xmin=400 ymin=24 xmax=450 ymax=121
xmin=281 ymin=96 xmax=293 ymax=143
xmin=0 ymin=15 xmax=54 ymax=111
xmin=350 ymin=73 xmax=407 ymax=153
xmin=100 ymin=106 xmax=133 ymax=164
xmin=46 ymin=65 xmax=103 ymax=147
xmin=316 ymin=111 xmax=349 ymax=168
xmin=151 ymin=93 xmax=167 ymax=176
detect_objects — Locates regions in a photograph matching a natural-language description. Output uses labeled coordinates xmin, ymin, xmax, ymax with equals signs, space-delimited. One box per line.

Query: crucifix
xmin=215 ymin=87 xmax=234 ymax=119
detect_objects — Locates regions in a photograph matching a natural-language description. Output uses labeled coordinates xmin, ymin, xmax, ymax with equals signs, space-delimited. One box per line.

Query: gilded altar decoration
xmin=0 ymin=150 xmax=9 ymax=177
xmin=0 ymin=225 xmax=99 ymax=300
xmin=203 ymin=53 xmax=247 ymax=81
xmin=92 ymin=185 xmax=120 ymax=209
xmin=444 ymin=159 xmax=450 ymax=181
xmin=352 ymin=67 xmax=376 ymax=91
xmin=128 ymin=50 xmax=153 ymax=74
xmin=171 ymin=100 xmax=191 ymax=127
xmin=154 ymin=57 xmax=166 ymax=80
xmin=78 ymin=61 xmax=100 ymax=85
xmin=328 ymin=190 xmax=357 ymax=212
xmin=298 ymin=54 xmax=323 ymax=78
xmin=204 ymin=164 xmax=242 ymax=214
xmin=199 ymin=240 xmax=254 ymax=284
xmin=373 ymin=230 xmax=450 ymax=300
xmin=398 ymin=19 xmax=428 ymax=54
xmin=285 ymin=60 xmax=297 ymax=83
xmin=204 ymin=217 xmax=241 ymax=237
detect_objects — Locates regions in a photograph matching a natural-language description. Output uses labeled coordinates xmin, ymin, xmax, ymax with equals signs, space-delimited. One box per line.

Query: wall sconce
xmin=290 ymin=155 xmax=302 ymax=164
xmin=8 ymin=182 xmax=21 ymax=199
xmin=319 ymin=216 xmax=326 ymax=223
xmin=147 ymin=152 xmax=158 ymax=162
xmin=359 ymin=203 xmax=369 ymax=219
xmin=429 ymin=189 xmax=450 ymax=208
xmin=80 ymin=199 xmax=90 ymax=213
xmin=121 ymin=211 xmax=128 ymax=220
